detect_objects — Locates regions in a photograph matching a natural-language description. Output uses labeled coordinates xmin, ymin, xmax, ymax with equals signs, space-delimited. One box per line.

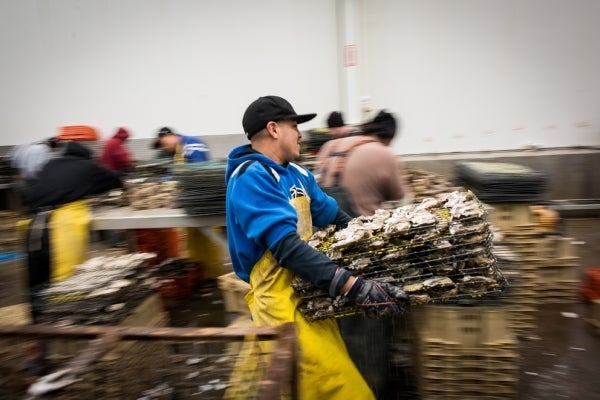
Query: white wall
xmin=0 ymin=0 xmax=340 ymax=145
xmin=361 ymin=0 xmax=600 ymax=153
xmin=1 ymin=0 xmax=598 ymax=154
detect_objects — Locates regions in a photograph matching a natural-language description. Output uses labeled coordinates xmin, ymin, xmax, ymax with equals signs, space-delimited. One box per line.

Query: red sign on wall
xmin=344 ymin=44 xmax=357 ymax=67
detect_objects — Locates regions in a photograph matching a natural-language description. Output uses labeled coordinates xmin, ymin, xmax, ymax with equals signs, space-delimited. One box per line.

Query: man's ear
xmin=266 ymin=121 xmax=279 ymax=139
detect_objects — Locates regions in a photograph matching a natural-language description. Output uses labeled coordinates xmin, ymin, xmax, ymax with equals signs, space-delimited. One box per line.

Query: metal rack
xmin=0 ymin=323 xmax=297 ymax=399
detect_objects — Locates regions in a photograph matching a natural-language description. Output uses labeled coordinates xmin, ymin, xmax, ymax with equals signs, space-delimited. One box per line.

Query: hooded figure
xmin=9 ymin=137 xmax=60 ymax=181
xmin=24 ymin=141 xmax=123 ymax=306
xmin=100 ymin=127 xmax=134 ymax=172
xmin=25 ymin=141 xmax=122 ymax=212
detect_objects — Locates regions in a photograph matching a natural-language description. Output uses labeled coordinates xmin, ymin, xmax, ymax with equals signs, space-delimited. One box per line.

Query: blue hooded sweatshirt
xmin=225 ymin=144 xmax=340 ymax=283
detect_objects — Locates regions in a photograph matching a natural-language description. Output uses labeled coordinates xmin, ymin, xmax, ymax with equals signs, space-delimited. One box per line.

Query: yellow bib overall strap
xmin=186 ymin=227 xmax=225 ymax=280
xmin=174 ymin=143 xmax=185 ymax=164
xmin=243 ymin=196 xmax=375 ymax=400
xmin=48 ymin=200 xmax=91 ymax=282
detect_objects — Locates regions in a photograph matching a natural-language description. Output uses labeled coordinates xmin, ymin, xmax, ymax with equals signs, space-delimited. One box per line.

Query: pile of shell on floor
xmin=293 ymin=190 xmax=506 ymax=321
xmin=35 ymin=252 xmax=157 ymax=326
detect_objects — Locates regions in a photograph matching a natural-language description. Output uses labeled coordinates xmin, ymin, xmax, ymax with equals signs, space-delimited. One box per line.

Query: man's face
xmin=275 ymin=120 xmax=302 ymax=162
xmin=160 ymin=133 xmax=179 ymax=151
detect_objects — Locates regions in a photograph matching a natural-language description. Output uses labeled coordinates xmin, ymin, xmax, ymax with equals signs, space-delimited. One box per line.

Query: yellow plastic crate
xmin=218 ymin=272 xmax=251 ymax=316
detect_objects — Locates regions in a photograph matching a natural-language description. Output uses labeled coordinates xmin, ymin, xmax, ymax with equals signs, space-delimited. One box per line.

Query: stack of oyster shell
xmin=294 ymin=190 xmax=506 ymax=321
xmin=127 ymin=178 xmax=180 ymax=209
xmin=404 ymin=167 xmax=461 ymax=202
xmin=35 ymin=252 xmax=157 ymax=326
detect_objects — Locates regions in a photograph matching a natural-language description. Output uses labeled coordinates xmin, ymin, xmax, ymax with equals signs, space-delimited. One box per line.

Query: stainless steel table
xmin=91 ymin=206 xmax=225 ymax=230
xmin=91 ymin=206 xmax=227 ymax=253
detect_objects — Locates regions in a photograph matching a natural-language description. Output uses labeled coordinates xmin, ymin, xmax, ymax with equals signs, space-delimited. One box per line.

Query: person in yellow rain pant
xmin=24 ymin=141 xmax=123 ymax=323
xmin=151 ymin=126 xmax=224 ymax=279
xmin=225 ymin=96 xmax=409 ymax=399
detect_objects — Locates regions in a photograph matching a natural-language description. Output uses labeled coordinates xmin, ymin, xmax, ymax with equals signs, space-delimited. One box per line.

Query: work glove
xmin=345 ymin=277 xmax=409 ymax=318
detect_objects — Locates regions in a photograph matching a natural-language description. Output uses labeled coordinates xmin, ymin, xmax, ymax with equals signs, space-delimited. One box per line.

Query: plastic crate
xmin=218 ymin=272 xmax=251 ymax=316
xmin=537 ymin=264 xmax=580 ymax=282
xmin=417 ymin=305 xmax=511 ymax=346
xmin=57 ymin=125 xmax=99 ymax=141
xmin=486 ymin=203 xmax=533 ymax=230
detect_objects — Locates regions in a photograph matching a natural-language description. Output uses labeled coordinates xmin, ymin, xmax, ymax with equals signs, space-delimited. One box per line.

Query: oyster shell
xmin=402 ymin=282 xmax=425 ymax=293
xmin=423 ymin=277 xmax=456 ymax=297
xmin=409 ymin=294 xmax=431 ymax=305
xmin=348 ymin=257 xmax=372 ymax=271
xmin=458 ymin=275 xmax=498 ymax=293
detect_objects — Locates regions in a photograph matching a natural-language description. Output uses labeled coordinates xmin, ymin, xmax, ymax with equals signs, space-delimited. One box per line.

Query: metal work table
xmin=91 ymin=206 xmax=226 ymax=230
xmin=91 ymin=206 xmax=228 ymax=253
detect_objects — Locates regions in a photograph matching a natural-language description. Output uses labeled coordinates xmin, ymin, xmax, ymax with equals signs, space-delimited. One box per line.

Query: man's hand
xmin=345 ymin=277 xmax=409 ymax=318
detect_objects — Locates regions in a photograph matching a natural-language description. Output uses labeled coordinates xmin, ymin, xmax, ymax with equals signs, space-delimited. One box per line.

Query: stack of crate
xmin=496 ymin=265 xmax=538 ymax=335
xmin=494 ymin=225 xmax=543 ymax=335
xmin=534 ymin=235 xmax=581 ymax=302
xmin=486 ymin=203 xmax=534 ymax=231
xmin=501 ymin=226 xmax=581 ymax=303
xmin=412 ymin=305 xmax=519 ymax=400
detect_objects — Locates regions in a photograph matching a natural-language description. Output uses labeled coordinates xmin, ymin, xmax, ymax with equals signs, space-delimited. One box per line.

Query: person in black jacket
xmin=24 ymin=141 xmax=123 ymax=322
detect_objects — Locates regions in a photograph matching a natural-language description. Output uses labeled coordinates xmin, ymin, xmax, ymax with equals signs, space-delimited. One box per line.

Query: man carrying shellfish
xmin=225 ymin=95 xmax=409 ymax=399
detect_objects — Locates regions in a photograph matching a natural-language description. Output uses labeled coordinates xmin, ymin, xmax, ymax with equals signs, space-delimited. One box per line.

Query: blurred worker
xmin=150 ymin=126 xmax=221 ymax=279
xmin=98 ymin=127 xmax=134 ymax=247
xmin=9 ymin=137 xmax=61 ymax=207
xmin=151 ymin=126 xmax=211 ymax=163
xmin=24 ymin=141 xmax=123 ymax=322
xmin=326 ymin=110 xmax=355 ymax=138
xmin=225 ymin=95 xmax=408 ymax=400
xmin=317 ymin=109 xmax=412 ymax=217
xmin=99 ymin=127 xmax=135 ymax=173
xmin=10 ymin=137 xmax=60 ymax=185
xmin=317 ymin=110 xmax=413 ymax=397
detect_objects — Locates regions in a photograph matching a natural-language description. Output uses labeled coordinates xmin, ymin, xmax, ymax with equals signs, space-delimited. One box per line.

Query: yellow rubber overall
xmin=243 ymin=195 xmax=374 ymax=399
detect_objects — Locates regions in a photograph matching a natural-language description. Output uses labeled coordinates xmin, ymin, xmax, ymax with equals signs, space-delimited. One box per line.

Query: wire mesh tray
xmin=296 ymin=270 xmax=508 ymax=322
xmin=173 ymin=162 xmax=227 ymax=216
xmin=295 ymin=190 xmax=508 ymax=321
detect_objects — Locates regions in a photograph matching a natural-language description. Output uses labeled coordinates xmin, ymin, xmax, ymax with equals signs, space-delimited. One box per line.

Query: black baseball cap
xmin=242 ymin=95 xmax=317 ymax=139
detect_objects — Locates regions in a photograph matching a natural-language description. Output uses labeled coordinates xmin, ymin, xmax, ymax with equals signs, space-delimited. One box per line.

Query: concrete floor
xmin=162 ymin=281 xmax=600 ymax=400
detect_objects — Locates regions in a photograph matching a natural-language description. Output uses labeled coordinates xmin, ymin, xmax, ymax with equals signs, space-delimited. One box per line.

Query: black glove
xmin=345 ymin=277 xmax=409 ymax=318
